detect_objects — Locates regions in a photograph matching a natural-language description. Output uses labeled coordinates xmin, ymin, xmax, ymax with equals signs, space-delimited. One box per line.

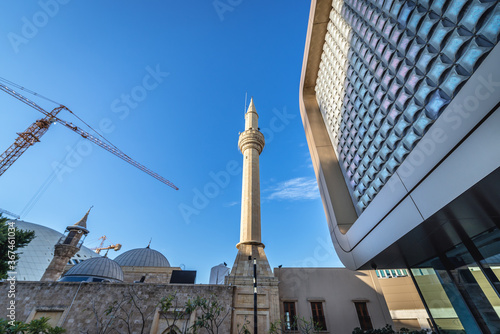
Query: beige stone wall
xmin=228 ymin=276 xmax=280 ymax=334
xmin=276 ymin=268 xmax=393 ymax=334
xmin=121 ymin=266 xmax=181 ymax=284
xmin=41 ymin=244 xmax=79 ymax=282
xmin=1 ymin=282 xmax=233 ymax=334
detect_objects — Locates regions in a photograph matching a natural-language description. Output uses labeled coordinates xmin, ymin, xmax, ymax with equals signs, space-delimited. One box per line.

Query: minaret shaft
xmin=240 ymin=147 xmax=262 ymax=244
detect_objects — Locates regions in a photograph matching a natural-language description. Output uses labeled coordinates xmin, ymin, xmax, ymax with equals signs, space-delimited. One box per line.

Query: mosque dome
xmin=113 ymin=247 xmax=170 ymax=267
xmin=10 ymin=220 xmax=100 ymax=281
xmin=60 ymin=256 xmax=124 ymax=282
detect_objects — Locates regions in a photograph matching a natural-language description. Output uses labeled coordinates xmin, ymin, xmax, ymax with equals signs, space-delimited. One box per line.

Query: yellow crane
xmin=0 ymin=81 xmax=178 ymax=190
xmin=91 ymin=236 xmax=122 ymax=254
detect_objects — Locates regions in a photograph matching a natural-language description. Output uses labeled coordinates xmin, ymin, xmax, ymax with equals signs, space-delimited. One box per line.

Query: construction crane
xmin=91 ymin=236 xmax=122 ymax=254
xmin=0 ymin=208 xmax=20 ymax=219
xmin=0 ymin=82 xmax=178 ymax=190
xmin=95 ymin=244 xmax=122 ymax=254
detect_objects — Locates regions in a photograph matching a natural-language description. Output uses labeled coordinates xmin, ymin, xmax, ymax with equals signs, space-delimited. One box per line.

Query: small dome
xmin=114 ymin=247 xmax=170 ymax=267
xmin=62 ymin=257 xmax=123 ymax=282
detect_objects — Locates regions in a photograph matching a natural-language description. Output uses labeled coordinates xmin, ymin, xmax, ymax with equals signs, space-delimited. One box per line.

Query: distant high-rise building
xmin=300 ymin=0 xmax=500 ymax=332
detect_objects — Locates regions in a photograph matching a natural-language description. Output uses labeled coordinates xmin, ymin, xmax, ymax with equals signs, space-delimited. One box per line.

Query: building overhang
xmin=300 ymin=0 xmax=500 ymax=269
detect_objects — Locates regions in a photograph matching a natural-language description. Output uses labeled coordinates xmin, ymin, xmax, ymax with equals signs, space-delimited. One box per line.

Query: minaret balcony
xmin=238 ymin=129 xmax=265 ymax=154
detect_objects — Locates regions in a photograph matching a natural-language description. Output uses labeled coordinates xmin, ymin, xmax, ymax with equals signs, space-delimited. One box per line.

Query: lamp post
xmin=248 ymin=255 xmax=258 ymax=334
xmin=253 ymin=257 xmax=257 ymax=334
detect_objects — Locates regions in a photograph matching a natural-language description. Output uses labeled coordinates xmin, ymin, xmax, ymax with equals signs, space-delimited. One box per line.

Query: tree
xmin=157 ymin=292 xmax=197 ymax=334
xmin=190 ymin=294 xmax=231 ymax=334
xmin=0 ymin=317 xmax=66 ymax=333
xmin=0 ymin=215 xmax=35 ymax=279
xmin=83 ymin=285 xmax=160 ymax=334
xmin=269 ymin=316 xmax=322 ymax=334
xmin=352 ymin=324 xmax=434 ymax=334
xmin=82 ymin=291 xmax=233 ymax=334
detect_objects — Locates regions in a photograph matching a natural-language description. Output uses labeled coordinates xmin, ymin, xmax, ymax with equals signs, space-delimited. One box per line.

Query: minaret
xmin=228 ymin=98 xmax=279 ymax=334
xmin=231 ymin=97 xmax=273 ymax=278
xmin=41 ymin=208 xmax=91 ymax=281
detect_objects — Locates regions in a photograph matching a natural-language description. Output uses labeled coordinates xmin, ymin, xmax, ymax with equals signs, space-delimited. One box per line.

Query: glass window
xmin=445 ymin=241 xmax=500 ymax=331
xmin=283 ymin=302 xmax=297 ymax=330
xmin=310 ymin=302 xmax=327 ymax=330
xmin=354 ymin=302 xmax=373 ymax=330
xmin=471 ymin=228 xmax=500 ymax=294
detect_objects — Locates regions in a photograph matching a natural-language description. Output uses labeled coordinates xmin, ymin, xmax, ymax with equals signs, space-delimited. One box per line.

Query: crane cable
xmin=0 ymin=76 xmax=61 ymax=105
xmin=0 ymin=76 xmax=120 ymax=151
xmin=65 ymin=108 xmax=120 ymax=151
xmin=0 ymin=77 xmax=123 ymax=217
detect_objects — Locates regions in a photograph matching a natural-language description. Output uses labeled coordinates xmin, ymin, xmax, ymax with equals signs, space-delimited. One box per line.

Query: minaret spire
xmin=74 ymin=206 xmax=92 ymax=229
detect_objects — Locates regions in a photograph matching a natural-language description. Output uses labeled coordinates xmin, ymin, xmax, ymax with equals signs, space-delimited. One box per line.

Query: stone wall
xmin=121 ymin=266 xmax=181 ymax=284
xmin=275 ymin=268 xmax=394 ymax=333
xmin=0 ymin=281 xmax=234 ymax=334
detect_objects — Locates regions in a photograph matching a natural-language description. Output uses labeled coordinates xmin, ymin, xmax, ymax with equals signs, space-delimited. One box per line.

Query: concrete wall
xmin=275 ymin=268 xmax=393 ymax=334
xmin=0 ymin=281 xmax=234 ymax=334
xmin=378 ymin=276 xmax=431 ymax=331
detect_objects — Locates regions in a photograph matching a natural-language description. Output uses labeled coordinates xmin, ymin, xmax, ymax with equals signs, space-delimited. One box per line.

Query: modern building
xmin=376 ymin=270 xmax=431 ymax=331
xmin=300 ymin=0 xmax=500 ymax=332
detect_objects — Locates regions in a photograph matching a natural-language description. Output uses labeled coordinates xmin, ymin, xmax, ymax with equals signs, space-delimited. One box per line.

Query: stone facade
xmin=1 ymin=282 xmax=233 ymax=334
xmin=276 ymin=268 xmax=393 ymax=333
xmin=120 ymin=266 xmax=181 ymax=284
xmin=41 ymin=244 xmax=80 ymax=282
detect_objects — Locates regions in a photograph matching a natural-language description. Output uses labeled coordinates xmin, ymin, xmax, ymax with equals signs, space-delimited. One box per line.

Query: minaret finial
xmin=247 ymin=97 xmax=256 ymax=114
xmin=147 ymin=238 xmax=152 ymax=248
xmin=74 ymin=206 xmax=93 ymax=228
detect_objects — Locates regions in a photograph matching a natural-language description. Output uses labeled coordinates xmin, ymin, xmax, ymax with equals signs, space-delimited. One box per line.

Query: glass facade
xmin=315 ymin=0 xmax=500 ymax=213
xmin=411 ymin=227 xmax=500 ymax=333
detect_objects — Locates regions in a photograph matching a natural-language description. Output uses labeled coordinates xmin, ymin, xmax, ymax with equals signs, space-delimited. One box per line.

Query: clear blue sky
xmin=0 ymin=1 xmax=342 ymax=282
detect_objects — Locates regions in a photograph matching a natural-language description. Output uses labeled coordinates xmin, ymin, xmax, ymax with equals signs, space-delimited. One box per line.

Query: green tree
xmin=269 ymin=316 xmax=322 ymax=334
xmin=0 ymin=317 xmax=66 ymax=333
xmin=190 ymin=294 xmax=231 ymax=334
xmin=0 ymin=215 xmax=35 ymax=279
xmin=352 ymin=324 xmax=434 ymax=334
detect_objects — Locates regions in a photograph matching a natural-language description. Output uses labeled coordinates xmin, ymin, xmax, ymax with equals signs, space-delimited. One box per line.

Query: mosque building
xmin=1 ymin=99 xmax=423 ymax=333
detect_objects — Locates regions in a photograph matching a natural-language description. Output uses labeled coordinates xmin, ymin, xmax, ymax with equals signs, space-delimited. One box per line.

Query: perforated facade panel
xmin=315 ymin=0 xmax=499 ymax=213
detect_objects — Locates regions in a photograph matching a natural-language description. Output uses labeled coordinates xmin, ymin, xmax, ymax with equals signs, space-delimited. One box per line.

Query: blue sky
xmin=0 ymin=1 xmax=342 ymax=282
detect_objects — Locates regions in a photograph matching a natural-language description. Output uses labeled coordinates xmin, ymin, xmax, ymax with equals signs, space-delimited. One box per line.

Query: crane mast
xmin=0 ymin=107 xmax=63 ymax=177
xmin=0 ymin=82 xmax=178 ymax=190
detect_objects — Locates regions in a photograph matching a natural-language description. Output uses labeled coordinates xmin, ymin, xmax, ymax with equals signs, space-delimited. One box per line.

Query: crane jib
xmin=0 ymin=83 xmax=178 ymax=190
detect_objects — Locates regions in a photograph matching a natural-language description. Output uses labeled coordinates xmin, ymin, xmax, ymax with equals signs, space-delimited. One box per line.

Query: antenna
xmin=244 ymin=92 xmax=248 ymax=113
